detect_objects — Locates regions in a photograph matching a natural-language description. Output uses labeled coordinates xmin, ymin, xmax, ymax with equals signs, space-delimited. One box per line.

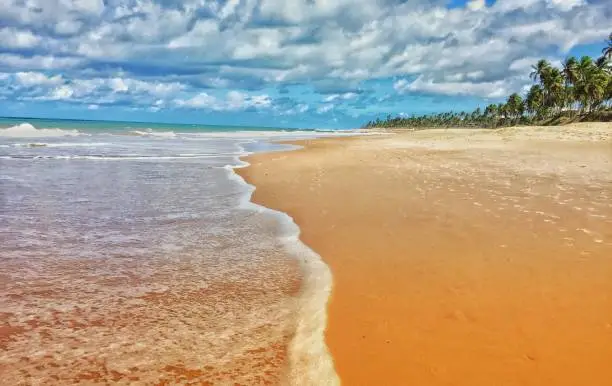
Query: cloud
xmin=0 ymin=27 xmax=41 ymax=49
xmin=467 ymin=0 xmax=486 ymax=11
xmin=6 ymin=72 xmax=191 ymax=108
xmin=546 ymin=0 xmax=586 ymax=11
xmin=0 ymin=54 xmax=83 ymax=70
xmin=15 ymin=72 xmax=64 ymax=87
xmin=323 ymin=92 xmax=358 ymax=102
xmin=0 ymin=0 xmax=610 ymax=120
xmin=49 ymin=85 xmax=75 ymax=100
xmin=400 ymin=75 xmax=514 ymax=98
xmin=317 ymin=104 xmax=335 ymax=113
xmin=175 ymin=91 xmax=272 ymax=111
xmin=393 ymin=79 xmax=410 ymax=94
xmin=175 ymin=93 xmax=218 ymax=109
xmin=106 ymin=78 xmax=185 ymax=96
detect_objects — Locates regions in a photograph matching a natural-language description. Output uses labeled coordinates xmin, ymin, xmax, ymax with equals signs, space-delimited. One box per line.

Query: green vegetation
xmin=365 ymin=33 xmax=612 ymax=129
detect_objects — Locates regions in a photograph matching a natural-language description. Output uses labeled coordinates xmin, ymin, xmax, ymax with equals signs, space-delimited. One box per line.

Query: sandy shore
xmin=237 ymin=123 xmax=612 ymax=385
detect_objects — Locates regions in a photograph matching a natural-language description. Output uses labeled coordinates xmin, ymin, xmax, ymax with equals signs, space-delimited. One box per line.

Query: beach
xmin=237 ymin=123 xmax=612 ymax=385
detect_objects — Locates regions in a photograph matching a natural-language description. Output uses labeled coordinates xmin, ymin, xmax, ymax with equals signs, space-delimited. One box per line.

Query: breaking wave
xmin=12 ymin=142 xmax=111 ymax=148
xmin=0 ymin=154 xmax=225 ymax=161
xmin=0 ymin=123 xmax=81 ymax=138
xmin=128 ymin=130 xmax=177 ymax=138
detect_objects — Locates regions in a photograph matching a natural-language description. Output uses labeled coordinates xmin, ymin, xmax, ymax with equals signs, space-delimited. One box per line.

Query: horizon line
xmin=0 ymin=115 xmax=302 ymax=131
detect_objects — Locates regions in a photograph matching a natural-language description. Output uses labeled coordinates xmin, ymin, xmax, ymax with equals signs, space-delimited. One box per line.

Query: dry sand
xmin=237 ymin=123 xmax=612 ymax=386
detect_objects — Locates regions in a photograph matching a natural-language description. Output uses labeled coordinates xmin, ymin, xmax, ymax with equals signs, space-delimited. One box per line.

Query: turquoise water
xmin=0 ymin=116 xmax=310 ymax=133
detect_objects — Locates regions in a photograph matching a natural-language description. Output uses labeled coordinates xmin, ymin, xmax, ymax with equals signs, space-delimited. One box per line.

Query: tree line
xmin=364 ymin=33 xmax=612 ymax=129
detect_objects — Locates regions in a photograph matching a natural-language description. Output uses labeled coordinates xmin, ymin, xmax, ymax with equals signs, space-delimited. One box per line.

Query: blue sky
xmin=0 ymin=0 xmax=610 ymax=129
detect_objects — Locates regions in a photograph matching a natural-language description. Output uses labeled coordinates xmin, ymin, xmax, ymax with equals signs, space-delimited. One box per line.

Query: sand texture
xmin=237 ymin=123 xmax=612 ymax=386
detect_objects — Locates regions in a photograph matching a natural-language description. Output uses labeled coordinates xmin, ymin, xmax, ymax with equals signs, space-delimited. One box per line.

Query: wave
xmin=11 ymin=142 xmax=110 ymax=148
xmin=128 ymin=130 xmax=177 ymax=138
xmin=0 ymin=123 xmax=81 ymax=138
xmin=0 ymin=154 xmax=225 ymax=161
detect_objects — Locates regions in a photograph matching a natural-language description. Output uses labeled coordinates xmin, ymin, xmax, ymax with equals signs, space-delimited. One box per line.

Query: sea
xmin=0 ymin=117 xmax=352 ymax=385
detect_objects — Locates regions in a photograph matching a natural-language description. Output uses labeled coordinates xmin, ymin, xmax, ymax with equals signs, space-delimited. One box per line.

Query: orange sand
xmin=238 ymin=127 xmax=612 ymax=386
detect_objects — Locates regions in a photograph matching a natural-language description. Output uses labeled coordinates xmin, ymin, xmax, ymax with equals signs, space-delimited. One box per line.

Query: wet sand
xmin=0 ymin=234 xmax=302 ymax=385
xmin=237 ymin=123 xmax=612 ymax=385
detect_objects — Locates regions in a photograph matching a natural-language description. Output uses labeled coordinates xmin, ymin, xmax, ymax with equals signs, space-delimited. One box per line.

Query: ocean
xmin=0 ymin=118 xmax=350 ymax=384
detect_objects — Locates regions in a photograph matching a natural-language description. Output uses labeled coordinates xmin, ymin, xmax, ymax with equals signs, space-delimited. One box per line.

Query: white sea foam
xmin=0 ymin=154 xmax=224 ymax=161
xmin=129 ymin=130 xmax=177 ymax=138
xmin=230 ymin=155 xmax=339 ymax=386
xmin=12 ymin=142 xmax=110 ymax=148
xmin=0 ymin=123 xmax=81 ymax=138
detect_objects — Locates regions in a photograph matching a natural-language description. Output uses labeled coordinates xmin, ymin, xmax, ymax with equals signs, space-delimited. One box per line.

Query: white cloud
xmin=109 ymin=78 xmax=129 ymax=93
xmin=227 ymin=90 xmax=246 ymax=109
xmin=493 ymin=0 xmax=540 ymax=12
xmin=466 ymin=71 xmax=485 ymax=80
xmin=49 ymin=85 xmax=75 ymax=100
xmin=546 ymin=0 xmax=586 ymax=11
xmin=0 ymin=54 xmax=83 ymax=70
xmin=175 ymin=93 xmax=217 ymax=108
xmin=72 ymin=0 xmax=105 ymax=16
xmin=317 ymin=104 xmax=334 ymax=113
xmin=167 ymin=19 xmax=219 ymax=49
xmin=175 ymin=91 xmax=272 ymax=111
xmin=406 ymin=75 xmax=511 ymax=98
xmin=283 ymin=103 xmax=310 ymax=115
xmin=249 ymin=94 xmax=272 ymax=108
xmin=0 ymin=28 xmax=41 ymax=49
xmin=55 ymin=20 xmax=83 ymax=35
xmin=0 ymin=0 xmax=104 ymax=38
xmin=105 ymin=77 xmax=186 ymax=96
xmin=324 ymin=92 xmax=358 ymax=102
xmin=467 ymin=0 xmax=486 ymax=11
xmin=393 ymin=79 xmax=410 ymax=94
xmin=15 ymin=75 xmax=190 ymax=107
xmin=15 ymin=72 xmax=64 ymax=87
xmin=0 ymin=0 xmax=610 ymax=107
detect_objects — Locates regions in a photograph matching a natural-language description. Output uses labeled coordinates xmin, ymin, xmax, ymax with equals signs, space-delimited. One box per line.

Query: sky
xmin=0 ymin=0 xmax=610 ymax=129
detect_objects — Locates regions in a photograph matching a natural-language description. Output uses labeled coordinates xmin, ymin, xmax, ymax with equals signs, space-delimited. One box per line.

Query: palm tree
xmin=541 ymin=67 xmax=565 ymax=114
xmin=497 ymin=103 xmax=507 ymax=121
xmin=525 ymin=85 xmax=544 ymax=119
xmin=574 ymin=56 xmax=597 ymax=112
xmin=483 ymin=103 xmax=498 ymax=126
xmin=602 ymin=32 xmax=612 ymax=59
xmin=506 ymin=93 xmax=524 ymax=122
xmin=561 ymin=57 xmax=579 ymax=114
xmin=562 ymin=57 xmax=578 ymax=86
xmin=605 ymin=75 xmax=612 ymax=108
xmin=530 ymin=59 xmax=551 ymax=83
xmin=583 ymin=68 xmax=608 ymax=111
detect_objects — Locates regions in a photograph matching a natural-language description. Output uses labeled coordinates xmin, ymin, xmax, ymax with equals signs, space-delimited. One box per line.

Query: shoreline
xmin=237 ymin=123 xmax=612 ymax=385
xmin=230 ymin=159 xmax=339 ymax=386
